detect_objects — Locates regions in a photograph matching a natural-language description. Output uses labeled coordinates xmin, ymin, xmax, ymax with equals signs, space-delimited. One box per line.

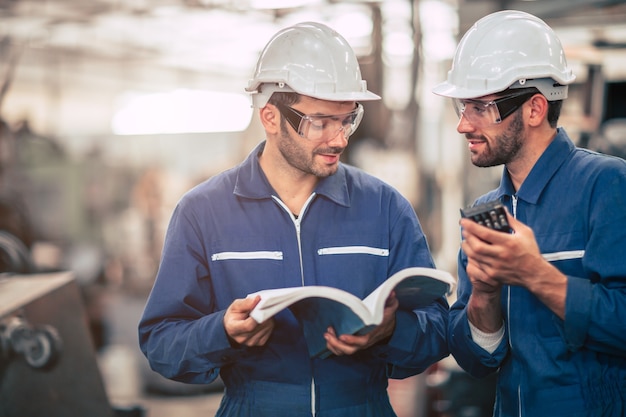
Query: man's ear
xmin=526 ymin=94 xmax=549 ymax=127
xmin=259 ymin=104 xmax=280 ymax=134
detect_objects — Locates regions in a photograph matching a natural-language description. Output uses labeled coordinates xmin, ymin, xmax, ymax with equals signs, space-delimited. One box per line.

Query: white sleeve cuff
xmin=469 ymin=321 xmax=505 ymax=354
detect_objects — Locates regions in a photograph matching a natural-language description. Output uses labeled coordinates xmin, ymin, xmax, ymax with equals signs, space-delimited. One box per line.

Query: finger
xmin=226 ymin=309 xmax=265 ymax=339
xmin=325 ymin=333 xmax=358 ymax=356
xmin=466 ymin=256 xmax=505 ymax=290
xmin=323 ymin=328 xmax=343 ymax=356
xmin=384 ymin=292 xmax=399 ymax=309
xmin=234 ymin=295 xmax=261 ymax=313
xmin=337 ymin=333 xmax=366 ymax=348
xmin=324 ymin=327 xmax=359 ymax=356
xmin=462 ymin=229 xmax=507 ymax=262
xmin=461 ymin=233 xmax=491 ymax=260
xmin=246 ymin=322 xmax=274 ymax=346
xmin=233 ymin=316 xmax=275 ymax=346
xmin=461 ymin=218 xmax=511 ymax=245
xmin=466 ymin=261 xmax=489 ymax=284
xmin=504 ymin=215 xmax=538 ymax=242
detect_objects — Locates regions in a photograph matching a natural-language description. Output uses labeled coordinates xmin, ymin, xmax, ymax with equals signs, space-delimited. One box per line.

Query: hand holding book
xmin=323 ymin=289 xmax=399 ymax=357
xmin=247 ymin=267 xmax=456 ymax=358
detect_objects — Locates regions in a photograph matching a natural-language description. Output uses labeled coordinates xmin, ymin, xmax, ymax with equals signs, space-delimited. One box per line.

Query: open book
xmin=247 ymin=267 xmax=455 ymax=359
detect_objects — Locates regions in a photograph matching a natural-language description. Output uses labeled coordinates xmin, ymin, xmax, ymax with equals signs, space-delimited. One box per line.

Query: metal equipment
xmin=0 ymin=272 xmax=115 ymax=417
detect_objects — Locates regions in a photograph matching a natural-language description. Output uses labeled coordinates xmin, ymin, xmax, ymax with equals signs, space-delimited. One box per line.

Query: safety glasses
xmin=275 ymin=102 xmax=364 ymax=141
xmin=453 ymin=90 xmax=538 ymax=127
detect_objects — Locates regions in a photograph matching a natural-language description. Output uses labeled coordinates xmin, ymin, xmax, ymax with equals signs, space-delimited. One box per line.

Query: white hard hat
xmin=432 ymin=10 xmax=576 ymax=100
xmin=246 ymin=22 xmax=380 ymax=108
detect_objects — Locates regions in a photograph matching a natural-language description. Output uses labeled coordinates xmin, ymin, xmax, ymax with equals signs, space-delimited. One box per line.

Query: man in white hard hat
xmin=433 ymin=10 xmax=626 ymax=417
xmin=139 ymin=22 xmax=449 ymax=416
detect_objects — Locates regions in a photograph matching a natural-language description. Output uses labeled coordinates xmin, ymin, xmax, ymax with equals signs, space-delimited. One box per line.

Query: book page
xmin=247 ymin=267 xmax=455 ymax=359
xmin=362 ymin=268 xmax=455 ymax=322
xmin=248 ymin=285 xmax=368 ymax=324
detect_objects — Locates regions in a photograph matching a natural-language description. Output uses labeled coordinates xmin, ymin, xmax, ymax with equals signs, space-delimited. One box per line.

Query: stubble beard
xmin=278 ymin=123 xmax=342 ymax=178
xmin=470 ymin=110 xmax=525 ymax=168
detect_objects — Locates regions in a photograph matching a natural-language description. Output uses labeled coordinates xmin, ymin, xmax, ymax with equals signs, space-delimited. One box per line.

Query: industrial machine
xmin=0 ymin=272 xmax=133 ymax=417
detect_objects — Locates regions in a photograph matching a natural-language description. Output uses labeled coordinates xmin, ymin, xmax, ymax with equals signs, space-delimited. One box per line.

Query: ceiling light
xmin=112 ymin=89 xmax=253 ymax=135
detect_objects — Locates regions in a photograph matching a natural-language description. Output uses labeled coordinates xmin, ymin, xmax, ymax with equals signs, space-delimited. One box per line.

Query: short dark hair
xmin=267 ymin=92 xmax=301 ymax=132
xmin=267 ymin=91 xmax=300 ymax=107
xmin=546 ymin=100 xmax=563 ymax=128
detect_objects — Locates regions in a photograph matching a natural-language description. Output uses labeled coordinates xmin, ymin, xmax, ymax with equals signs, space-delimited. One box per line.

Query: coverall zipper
xmin=273 ymin=192 xmax=318 ymax=416
xmin=510 ymin=194 xmax=523 ymax=417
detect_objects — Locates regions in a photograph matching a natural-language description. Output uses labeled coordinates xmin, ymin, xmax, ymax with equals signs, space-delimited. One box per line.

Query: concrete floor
xmin=112 ymin=392 xmax=223 ymax=417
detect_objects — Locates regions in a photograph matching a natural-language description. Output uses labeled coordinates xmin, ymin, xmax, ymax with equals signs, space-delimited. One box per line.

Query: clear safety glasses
xmin=275 ymin=102 xmax=364 ymax=141
xmin=453 ymin=90 xmax=538 ymax=127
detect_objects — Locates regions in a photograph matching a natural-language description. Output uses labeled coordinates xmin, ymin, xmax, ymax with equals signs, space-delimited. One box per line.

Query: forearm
xmin=525 ymin=260 xmax=567 ymax=320
xmin=449 ymin=303 xmax=506 ymax=378
xmin=467 ymin=291 xmax=503 ymax=333
xmin=139 ymin=310 xmax=235 ymax=383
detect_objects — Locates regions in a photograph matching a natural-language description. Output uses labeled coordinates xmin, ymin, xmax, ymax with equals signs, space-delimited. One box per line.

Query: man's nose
xmin=457 ymin=113 xmax=476 ymax=134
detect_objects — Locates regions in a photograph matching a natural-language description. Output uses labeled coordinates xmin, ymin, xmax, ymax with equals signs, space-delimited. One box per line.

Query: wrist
xmin=469 ymin=289 xmax=501 ymax=307
xmin=467 ymin=291 xmax=502 ymax=333
xmin=527 ymin=262 xmax=567 ymax=294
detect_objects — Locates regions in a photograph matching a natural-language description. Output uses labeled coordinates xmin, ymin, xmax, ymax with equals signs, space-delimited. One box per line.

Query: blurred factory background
xmin=0 ymin=0 xmax=625 ymax=416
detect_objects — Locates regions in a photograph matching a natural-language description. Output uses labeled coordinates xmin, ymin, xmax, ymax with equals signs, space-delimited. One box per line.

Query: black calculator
xmin=460 ymin=200 xmax=513 ymax=233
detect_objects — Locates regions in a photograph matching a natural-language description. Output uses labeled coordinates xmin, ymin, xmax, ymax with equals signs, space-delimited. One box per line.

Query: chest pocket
xmin=317 ymin=246 xmax=389 ymax=257
xmin=209 ymin=237 xmax=288 ymax=301
xmin=542 ymin=250 xmax=585 ymax=263
xmin=542 ymin=248 xmax=586 ymax=276
xmin=212 ymin=251 xmax=284 ymax=261
xmin=314 ymin=243 xmax=389 ymax=296
xmin=534 ymin=216 xmax=586 ymax=274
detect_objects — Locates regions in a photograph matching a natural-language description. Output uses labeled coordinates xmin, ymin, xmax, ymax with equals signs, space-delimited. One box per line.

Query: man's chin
xmin=313 ymin=165 xmax=339 ymax=178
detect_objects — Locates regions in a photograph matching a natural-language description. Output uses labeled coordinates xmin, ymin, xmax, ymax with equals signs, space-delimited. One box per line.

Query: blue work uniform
xmin=450 ymin=129 xmax=626 ymax=416
xmin=139 ymin=141 xmax=449 ymax=417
